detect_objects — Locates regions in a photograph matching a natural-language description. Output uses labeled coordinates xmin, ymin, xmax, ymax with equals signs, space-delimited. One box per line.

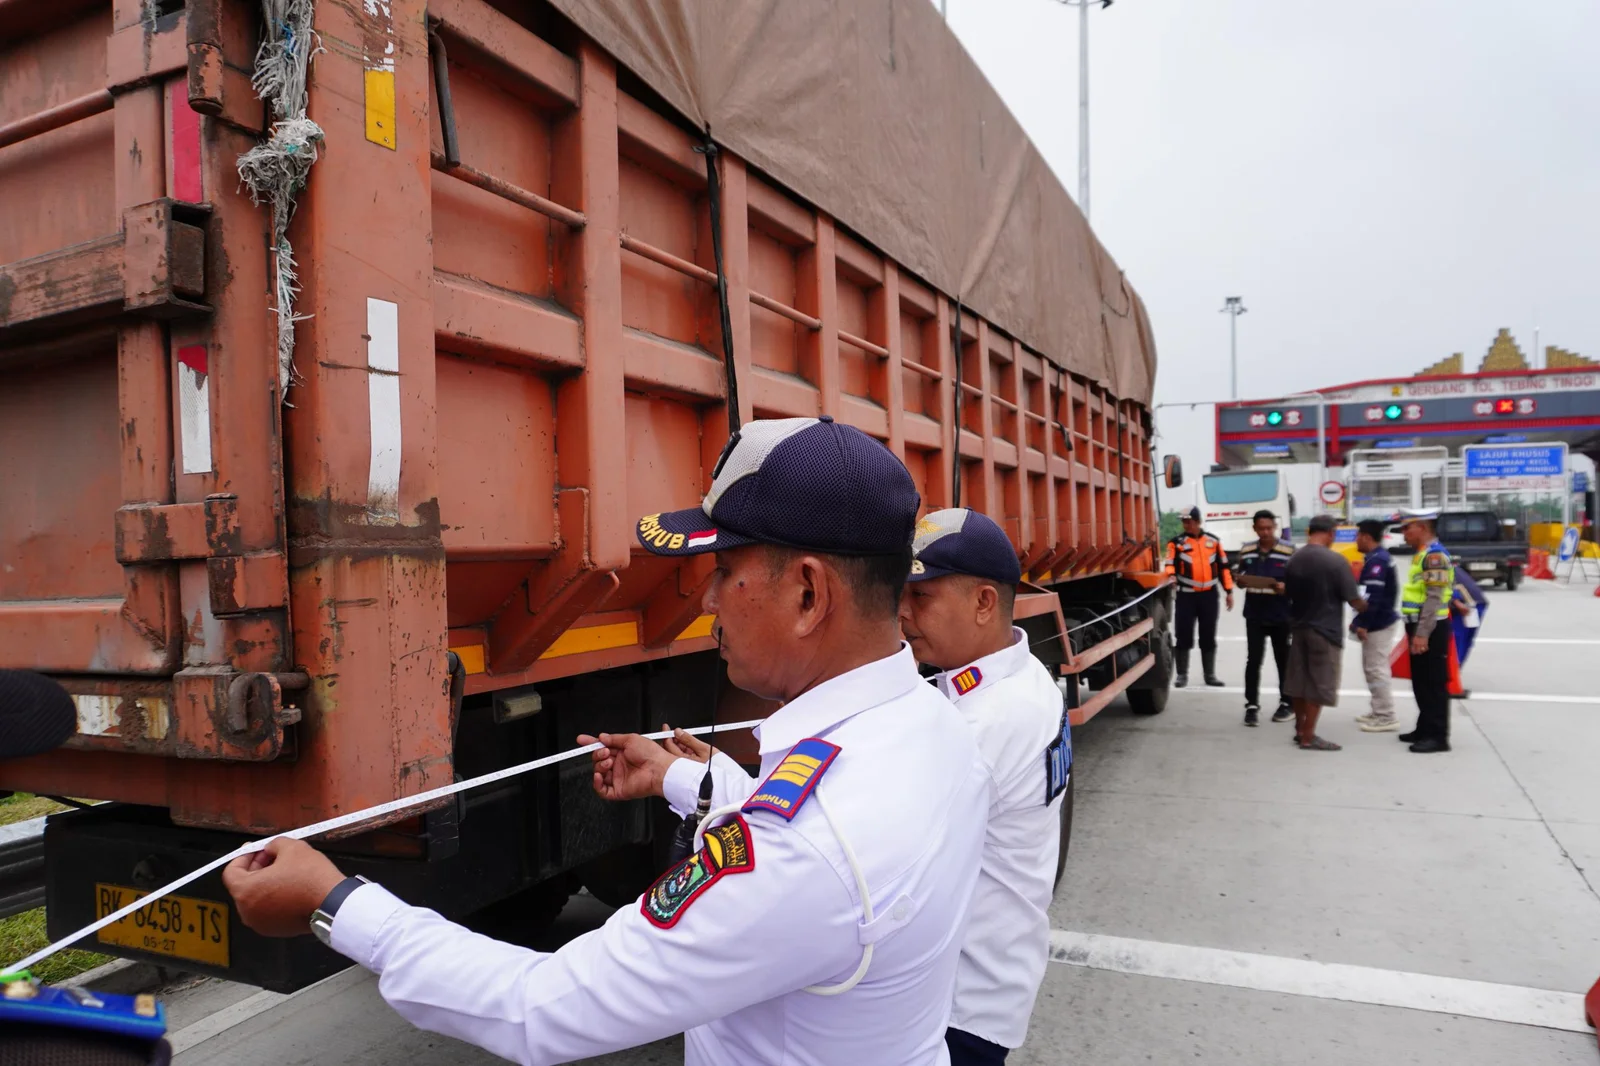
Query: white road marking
xmin=169 ymin=967 xmax=368 ymax=1056
xmin=1204 ymin=686 xmax=1600 ymax=705
xmin=1217 ymin=635 xmax=1600 ymax=646
xmin=1049 ymin=930 xmax=1591 ymax=1033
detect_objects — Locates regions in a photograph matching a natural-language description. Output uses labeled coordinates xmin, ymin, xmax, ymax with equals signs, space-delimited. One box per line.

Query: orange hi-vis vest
xmin=1164 ymin=532 xmax=1234 ymax=593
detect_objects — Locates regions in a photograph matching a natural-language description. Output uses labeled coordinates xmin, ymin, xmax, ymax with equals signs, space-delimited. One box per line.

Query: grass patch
xmin=0 ymin=907 xmax=109 ymax=984
xmin=0 ymin=794 xmax=108 ymax=982
xmin=0 ymin=793 xmax=66 ymax=828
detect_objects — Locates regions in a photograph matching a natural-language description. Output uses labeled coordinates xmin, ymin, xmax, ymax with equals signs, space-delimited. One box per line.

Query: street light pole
xmin=1220 ymin=296 xmax=1247 ymax=399
xmin=1057 ymin=1 xmax=1111 ymax=220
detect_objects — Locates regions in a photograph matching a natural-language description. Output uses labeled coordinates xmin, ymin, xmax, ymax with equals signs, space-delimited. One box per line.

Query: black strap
xmin=316 ymin=875 xmax=367 ymax=919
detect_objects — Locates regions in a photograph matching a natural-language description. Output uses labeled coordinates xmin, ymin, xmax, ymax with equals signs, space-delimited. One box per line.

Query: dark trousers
xmin=1173 ymin=588 xmax=1219 ymax=652
xmin=1407 ymin=621 xmax=1451 ymax=741
xmin=1244 ymin=620 xmax=1290 ymax=708
xmin=947 ymin=1028 xmax=1009 ymax=1065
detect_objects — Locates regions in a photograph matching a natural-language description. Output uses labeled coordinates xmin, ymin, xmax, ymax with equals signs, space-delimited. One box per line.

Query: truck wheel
xmin=1053 ymin=774 xmax=1075 ymax=889
xmin=1127 ymin=630 xmax=1172 ymax=716
xmin=1504 ymin=567 xmax=1521 ymax=591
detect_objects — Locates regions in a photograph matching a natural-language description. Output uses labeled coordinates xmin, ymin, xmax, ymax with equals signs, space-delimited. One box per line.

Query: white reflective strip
xmin=73 ymin=694 xmax=171 ymax=741
xmin=365 ymin=297 xmax=401 ymax=521
xmin=3 ymin=718 xmax=766 ymax=975
xmin=1049 ymin=930 xmax=1591 ymax=1033
xmin=177 ymin=349 xmax=212 ymax=475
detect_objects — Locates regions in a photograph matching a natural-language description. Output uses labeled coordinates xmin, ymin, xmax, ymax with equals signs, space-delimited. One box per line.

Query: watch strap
xmin=315 ymin=875 xmax=369 ymax=922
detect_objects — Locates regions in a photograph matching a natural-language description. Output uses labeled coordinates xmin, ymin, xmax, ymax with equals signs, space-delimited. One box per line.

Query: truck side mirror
xmin=1163 ymin=454 xmax=1183 ymax=489
xmin=1288 ymin=493 xmax=1298 ymax=517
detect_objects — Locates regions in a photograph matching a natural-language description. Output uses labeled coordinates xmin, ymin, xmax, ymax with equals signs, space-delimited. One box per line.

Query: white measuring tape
xmin=5 ymin=720 xmax=766 ymax=975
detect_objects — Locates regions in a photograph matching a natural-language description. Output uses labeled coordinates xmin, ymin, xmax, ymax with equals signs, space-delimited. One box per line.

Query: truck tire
xmin=1127 ymin=627 xmax=1172 ymax=716
xmin=1053 ymin=773 xmax=1075 ymax=889
xmin=1504 ymin=566 xmax=1521 ymax=591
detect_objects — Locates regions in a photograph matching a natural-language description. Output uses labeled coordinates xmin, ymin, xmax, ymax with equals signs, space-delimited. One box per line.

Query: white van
xmin=1199 ymin=467 xmax=1294 ymax=552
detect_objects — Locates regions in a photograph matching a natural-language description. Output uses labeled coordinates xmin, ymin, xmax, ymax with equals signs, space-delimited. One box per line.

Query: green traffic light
xmin=1384 ymin=404 xmax=1403 ymax=420
xmin=1266 ymin=411 xmax=1284 ymax=426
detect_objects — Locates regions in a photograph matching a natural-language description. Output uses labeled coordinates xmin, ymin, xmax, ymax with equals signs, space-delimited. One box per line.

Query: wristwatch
xmin=309 ymin=875 xmax=371 ymax=947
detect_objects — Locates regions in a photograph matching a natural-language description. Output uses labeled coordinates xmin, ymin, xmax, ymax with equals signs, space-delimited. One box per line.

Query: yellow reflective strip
xmin=538 ymin=621 xmax=640 ymax=660
xmin=678 ymin=615 xmax=716 ymax=640
xmin=450 ymin=644 xmax=487 ymax=676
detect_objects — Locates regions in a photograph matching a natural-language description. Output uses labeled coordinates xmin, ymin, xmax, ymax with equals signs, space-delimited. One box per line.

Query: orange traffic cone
xmin=1527 ymin=549 xmax=1555 ymax=580
xmin=1389 ymin=628 xmax=1466 ymax=697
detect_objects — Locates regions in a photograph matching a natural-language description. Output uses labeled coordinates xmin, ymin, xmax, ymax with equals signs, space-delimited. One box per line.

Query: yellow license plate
xmin=95 ymin=883 xmax=230 ymax=967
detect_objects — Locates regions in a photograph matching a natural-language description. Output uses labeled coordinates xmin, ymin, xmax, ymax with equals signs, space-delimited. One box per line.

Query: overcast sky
xmin=940 ymin=0 xmax=1600 ymax=507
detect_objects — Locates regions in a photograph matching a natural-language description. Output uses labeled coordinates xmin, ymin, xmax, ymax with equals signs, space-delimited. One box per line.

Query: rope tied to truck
xmin=696 ymin=129 xmax=743 ymax=435
xmin=236 ymin=0 xmax=324 ymax=400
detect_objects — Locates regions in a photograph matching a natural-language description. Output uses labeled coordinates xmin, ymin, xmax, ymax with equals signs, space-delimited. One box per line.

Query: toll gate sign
xmin=1462 ymin=443 xmax=1568 ymax=492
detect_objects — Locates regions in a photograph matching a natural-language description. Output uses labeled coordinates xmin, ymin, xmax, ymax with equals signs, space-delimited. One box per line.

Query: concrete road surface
xmin=159 ymin=578 xmax=1600 ymax=1064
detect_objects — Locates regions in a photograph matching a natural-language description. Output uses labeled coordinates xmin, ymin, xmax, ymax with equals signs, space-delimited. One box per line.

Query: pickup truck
xmin=1436 ymin=511 xmax=1529 ymax=590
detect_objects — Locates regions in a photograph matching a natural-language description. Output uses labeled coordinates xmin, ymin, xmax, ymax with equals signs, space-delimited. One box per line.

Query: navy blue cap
xmin=906 ymin=508 xmax=1022 ymax=586
xmin=1184 ymin=506 xmax=1203 ymax=521
xmin=635 ymin=416 xmax=920 ymax=557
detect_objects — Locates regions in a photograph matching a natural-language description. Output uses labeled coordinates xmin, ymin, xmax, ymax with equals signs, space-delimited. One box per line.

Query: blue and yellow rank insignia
xmin=951 ymin=666 xmax=983 ymax=696
xmin=742 ymin=738 xmax=840 ymax=821
xmin=641 ymin=816 xmax=755 ymax=929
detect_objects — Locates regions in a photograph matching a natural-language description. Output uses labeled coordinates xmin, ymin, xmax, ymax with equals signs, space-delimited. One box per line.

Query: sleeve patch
xmin=952 ymin=666 xmax=983 ymax=695
xmin=1045 ymin=708 xmax=1072 ymax=804
xmin=742 ymin=738 xmax=840 ymax=821
xmin=641 ymin=816 xmax=755 ymax=929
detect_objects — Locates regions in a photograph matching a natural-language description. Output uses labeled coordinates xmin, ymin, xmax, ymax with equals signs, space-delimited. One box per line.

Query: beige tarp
xmin=546 ymin=0 xmax=1156 ymax=405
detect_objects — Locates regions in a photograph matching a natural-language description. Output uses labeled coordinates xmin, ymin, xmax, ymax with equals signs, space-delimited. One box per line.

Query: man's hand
xmin=1225 ymin=592 xmax=1234 ymax=612
xmin=664 ymin=727 xmax=711 ymax=763
xmin=1354 ymin=627 xmax=1367 ymax=642
xmin=223 ymin=837 xmax=345 ymax=938
xmin=1273 ymin=581 xmax=1286 ymax=594
xmin=579 ymin=731 xmax=677 ymax=802
xmin=1410 ymin=632 xmax=1428 ymax=655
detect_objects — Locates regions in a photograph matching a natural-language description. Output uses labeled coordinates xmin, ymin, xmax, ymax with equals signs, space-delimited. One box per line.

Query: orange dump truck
xmin=0 ymin=0 xmax=1175 ymax=989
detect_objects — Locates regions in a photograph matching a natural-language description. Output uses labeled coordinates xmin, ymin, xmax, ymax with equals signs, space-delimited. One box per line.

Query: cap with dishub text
xmin=634 ymin=416 xmax=920 ymax=557
xmin=906 ymin=508 xmax=1022 ymax=586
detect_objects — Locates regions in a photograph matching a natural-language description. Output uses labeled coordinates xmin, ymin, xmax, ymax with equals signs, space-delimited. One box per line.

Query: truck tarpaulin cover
xmin=544 ymin=0 xmax=1157 ymax=404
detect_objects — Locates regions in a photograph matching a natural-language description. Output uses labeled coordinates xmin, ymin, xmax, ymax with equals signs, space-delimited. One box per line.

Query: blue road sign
xmin=1574 ymin=471 xmax=1590 ymax=494
xmin=1558 ymin=527 xmax=1580 ymax=563
xmin=1463 ymin=443 xmax=1567 ymax=490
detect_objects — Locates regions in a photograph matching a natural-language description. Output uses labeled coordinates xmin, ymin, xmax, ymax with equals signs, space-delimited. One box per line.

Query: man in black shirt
xmin=1233 ymin=510 xmax=1294 ymax=728
xmin=1283 ymin=515 xmax=1367 ymax=751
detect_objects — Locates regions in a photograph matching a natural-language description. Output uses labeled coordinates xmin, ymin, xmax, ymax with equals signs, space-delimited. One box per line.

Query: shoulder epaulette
xmin=743 ymin=738 xmax=840 ymax=821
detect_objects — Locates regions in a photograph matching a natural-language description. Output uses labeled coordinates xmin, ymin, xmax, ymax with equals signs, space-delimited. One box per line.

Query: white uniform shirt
xmin=331 ymin=644 xmax=989 ymax=1066
xmin=935 ymin=627 xmax=1066 ymax=1049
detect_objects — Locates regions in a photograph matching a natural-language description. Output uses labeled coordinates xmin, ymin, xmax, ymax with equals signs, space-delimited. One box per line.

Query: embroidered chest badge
xmin=642 ymin=816 xmax=755 ymax=928
xmin=742 ymin=738 xmax=841 ymax=821
xmin=952 ymin=666 xmax=983 ymax=696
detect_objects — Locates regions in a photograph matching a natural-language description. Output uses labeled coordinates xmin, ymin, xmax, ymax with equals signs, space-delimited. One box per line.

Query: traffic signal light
xmin=1266 ymin=410 xmax=1284 ymax=426
xmin=1383 ymin=403 xmax=1403 ymax=421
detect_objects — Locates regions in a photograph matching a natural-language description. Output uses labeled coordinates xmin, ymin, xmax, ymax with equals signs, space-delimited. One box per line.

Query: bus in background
xmin=1200 ymin=466 xmax=1295 ymax=551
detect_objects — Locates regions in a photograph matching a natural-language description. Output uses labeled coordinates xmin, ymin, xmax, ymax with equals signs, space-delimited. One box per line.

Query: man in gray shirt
xmin=1283 ymin=515 xmax=1368 ymax=751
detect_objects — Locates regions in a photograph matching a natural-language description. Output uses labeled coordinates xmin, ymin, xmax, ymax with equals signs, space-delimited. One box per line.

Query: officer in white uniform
xmin=222 ymin=416 xmax=990 ymax=1066
xmin=898 ymin=507 xmax=1069 ymax=1065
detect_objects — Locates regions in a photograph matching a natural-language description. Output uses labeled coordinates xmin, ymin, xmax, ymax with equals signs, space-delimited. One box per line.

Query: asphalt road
xmin=148 ymin=577 xmax=1600 ymax=1064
